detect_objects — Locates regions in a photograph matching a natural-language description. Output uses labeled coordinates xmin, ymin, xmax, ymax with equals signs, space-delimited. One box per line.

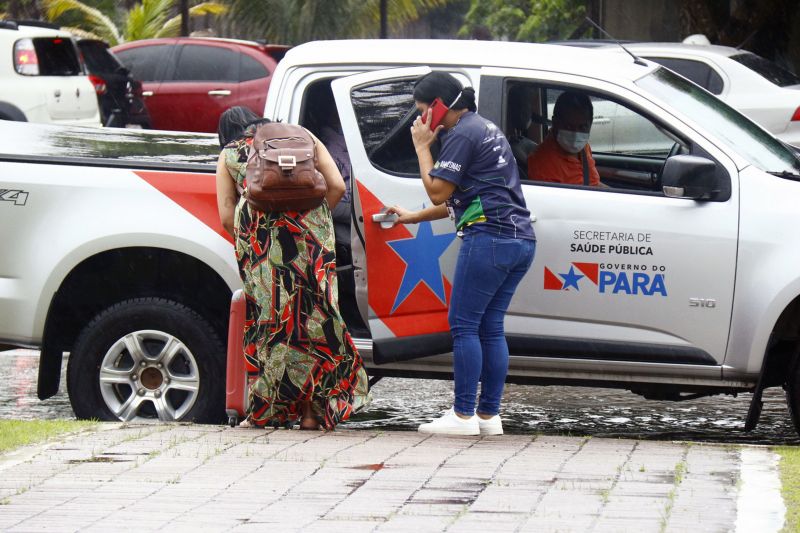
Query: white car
xmin=588 ymin=41 xmax=800 ymax=147
xmin=0 ymin=20 xmax=101 ymax=127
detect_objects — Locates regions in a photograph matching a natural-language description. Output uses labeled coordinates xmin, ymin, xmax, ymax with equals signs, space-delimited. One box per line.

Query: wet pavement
xmin=2 ymin=349 xmax=798 ymax=444
xmin=0 ymin=423 xmax=785 ymax=532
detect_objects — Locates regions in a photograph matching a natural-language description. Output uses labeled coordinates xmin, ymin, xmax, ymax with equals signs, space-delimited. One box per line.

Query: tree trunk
xmin=380 ymin=0 xmax=388 ymax=39
xmin=180 ymin=0 xmax=190 ymax=37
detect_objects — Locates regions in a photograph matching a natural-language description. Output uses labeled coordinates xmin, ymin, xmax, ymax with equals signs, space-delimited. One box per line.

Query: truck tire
xmin=67 ymin=298 xmax=225 ymax=423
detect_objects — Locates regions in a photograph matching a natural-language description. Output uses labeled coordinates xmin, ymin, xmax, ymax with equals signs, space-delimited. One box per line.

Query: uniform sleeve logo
xmin=544 ymin=262 xmax=667 ymax=296
xmin=436 ymin=160 xmax=462 ymax=172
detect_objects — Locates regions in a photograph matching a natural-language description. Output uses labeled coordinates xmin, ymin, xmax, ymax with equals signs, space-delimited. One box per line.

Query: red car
xmin=111 ymin=37 xmax=289 ymax=133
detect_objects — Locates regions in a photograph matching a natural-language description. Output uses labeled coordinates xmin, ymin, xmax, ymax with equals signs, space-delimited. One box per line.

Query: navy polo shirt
xmin=429 ymin=112 xmax=535 ymax=240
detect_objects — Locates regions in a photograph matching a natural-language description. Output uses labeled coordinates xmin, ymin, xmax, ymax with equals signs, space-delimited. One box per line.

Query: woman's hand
xmin=385 ymin=204 xmax=449 ymax=224
xmin=410 ymin=109 xmax=443 ymax=152
xmin=385 ymin=205 xmax=418 ymax=224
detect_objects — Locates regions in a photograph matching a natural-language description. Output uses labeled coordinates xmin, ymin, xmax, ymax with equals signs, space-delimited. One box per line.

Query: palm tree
xmin=41 ymin=0 xmax=227 ymax=45
xmin=223 ymin=0 xmax=451 ymax=44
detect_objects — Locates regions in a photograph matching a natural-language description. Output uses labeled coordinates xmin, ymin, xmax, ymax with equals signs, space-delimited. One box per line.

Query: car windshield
xmin=637 ymin=67 xmax=800 ymax=175
xmin=729 ymin=52 xmax=800 ymax=87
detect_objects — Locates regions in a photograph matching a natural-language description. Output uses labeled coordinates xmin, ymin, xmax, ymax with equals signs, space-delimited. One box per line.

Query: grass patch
xmin=0 ymin=420 xmax=97 ymax=454
xmin=776 ymin=446 xmax=800 ymax=533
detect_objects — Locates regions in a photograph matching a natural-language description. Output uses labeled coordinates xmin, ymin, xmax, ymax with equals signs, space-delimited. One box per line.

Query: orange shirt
xmin=527 ymin=133 xmax=600 ymax=186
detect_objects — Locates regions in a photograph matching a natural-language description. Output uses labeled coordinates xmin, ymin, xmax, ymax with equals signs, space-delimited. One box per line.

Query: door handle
xmin=593 ymin=117 xmax=611 ymax=125
xmin=208 ymin=89 xmax=232 ymax=96
xmin=372 ymin=212 xmax=398 ymax=229
xmin=141 ymin=91 xmax=153 ymax=97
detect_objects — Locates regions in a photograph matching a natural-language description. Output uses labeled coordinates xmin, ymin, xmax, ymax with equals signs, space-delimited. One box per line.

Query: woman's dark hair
xmin=413 ymin=71 xmax=477 ymax=112
xmin=217 ymin=106 xmax=263 ymax=148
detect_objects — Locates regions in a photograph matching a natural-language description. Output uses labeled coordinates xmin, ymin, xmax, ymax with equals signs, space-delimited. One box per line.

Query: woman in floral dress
xmin=215 ymin=106 xmax=370 ymax=430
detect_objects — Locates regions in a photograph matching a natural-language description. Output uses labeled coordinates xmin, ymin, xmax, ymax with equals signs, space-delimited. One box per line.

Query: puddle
xmin=67 ymin=456 xmax=134 ymax=464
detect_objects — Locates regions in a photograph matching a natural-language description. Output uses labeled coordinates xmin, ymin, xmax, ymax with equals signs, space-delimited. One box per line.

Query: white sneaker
xmin=418 ymin=408 xmax=480 ymax=436
xmin=477 ymin=414 xmax=503 ymax=435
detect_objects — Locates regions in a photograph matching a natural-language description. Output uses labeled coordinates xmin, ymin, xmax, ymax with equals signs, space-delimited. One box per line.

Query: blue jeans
xmin=449 ymin=231 xmax=535 ymax=417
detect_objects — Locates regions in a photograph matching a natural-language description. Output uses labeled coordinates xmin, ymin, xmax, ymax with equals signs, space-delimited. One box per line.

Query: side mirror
xmin=662 ymin=155 xmax=719 ymax=200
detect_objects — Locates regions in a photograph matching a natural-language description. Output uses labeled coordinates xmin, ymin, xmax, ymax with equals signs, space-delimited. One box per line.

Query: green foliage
xmin=41 ymin=0 xmax=227 ymax=45
xmin=460 ymin=0 xmax=586 ymax=42
xmin=0 ymin=419 xmax=97 ymax=454
xmin=224 ymin=0 xmax=450 ymax=44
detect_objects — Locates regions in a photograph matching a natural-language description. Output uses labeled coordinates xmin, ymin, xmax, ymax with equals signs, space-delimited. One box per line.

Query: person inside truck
xmin=215 ymin=106 xmax=371 ymax=431
xmin=303 ymin=83 xmax=364 ymax=331
xmin=387 ymin=71 xmax=536 ymax=436
xmin=527 ymin=91 xmax=603 ymax=187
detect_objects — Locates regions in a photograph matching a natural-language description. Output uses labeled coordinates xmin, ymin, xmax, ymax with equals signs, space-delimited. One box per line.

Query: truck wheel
xmin=67 ymin=298 xmax=225 ymax=423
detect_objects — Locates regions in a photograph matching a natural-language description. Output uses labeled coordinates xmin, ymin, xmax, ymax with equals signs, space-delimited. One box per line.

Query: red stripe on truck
xmin=134 ymin=170 xmax=232 ymax=243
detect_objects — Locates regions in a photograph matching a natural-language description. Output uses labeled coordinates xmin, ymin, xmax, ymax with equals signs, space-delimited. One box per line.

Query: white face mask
xmin=556 ymin=129 xmax=590 ymax=154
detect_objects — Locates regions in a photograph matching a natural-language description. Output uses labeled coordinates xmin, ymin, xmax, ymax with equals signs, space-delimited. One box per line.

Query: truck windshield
xmin=637 ymin=67 xmax=800 ymax=176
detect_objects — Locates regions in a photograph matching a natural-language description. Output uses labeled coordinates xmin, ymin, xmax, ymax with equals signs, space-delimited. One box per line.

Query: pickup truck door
xmin=481 ymin=67 xmax=739 ymax=369
xmin=331 ymin=67 xmax=471 ymax=365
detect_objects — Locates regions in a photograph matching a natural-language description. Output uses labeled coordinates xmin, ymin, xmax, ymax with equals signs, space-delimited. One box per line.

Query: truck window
xmin=350 ymin=77 xmax=419 ymax=176
xmin=506 ymin=80 xmax=684 ymax=193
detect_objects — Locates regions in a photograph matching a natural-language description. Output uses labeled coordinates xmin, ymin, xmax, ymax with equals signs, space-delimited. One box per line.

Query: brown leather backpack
xmin=244 ymin=122 xmax=327 ymax=212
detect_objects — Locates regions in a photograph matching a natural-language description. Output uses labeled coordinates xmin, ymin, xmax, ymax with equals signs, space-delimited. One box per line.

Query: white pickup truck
xmin=3 ymin=39 xmax=800 ymax=437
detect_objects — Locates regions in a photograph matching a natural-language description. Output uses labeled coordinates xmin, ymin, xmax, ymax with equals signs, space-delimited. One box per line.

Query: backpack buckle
xmin=278 ymin=155 xmax=296 ymax=171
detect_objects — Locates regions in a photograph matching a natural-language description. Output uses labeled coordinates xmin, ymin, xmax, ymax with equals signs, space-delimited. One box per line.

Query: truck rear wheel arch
xmin=39 ymin=247 xmax=233 ymax=399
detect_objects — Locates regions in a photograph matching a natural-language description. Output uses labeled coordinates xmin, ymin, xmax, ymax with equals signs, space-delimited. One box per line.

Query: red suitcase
xmin=225 ymin=289 xmax=256 ymax=427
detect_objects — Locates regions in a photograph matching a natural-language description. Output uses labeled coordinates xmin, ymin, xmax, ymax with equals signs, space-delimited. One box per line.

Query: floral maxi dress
xmin=224 ymin=137 xmax=371 ymax=429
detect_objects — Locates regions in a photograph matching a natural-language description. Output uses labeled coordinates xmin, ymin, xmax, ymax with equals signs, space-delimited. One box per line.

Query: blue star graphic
xmin=387 ymin=221 xmax=456 ymax=313
xmin=559 ymin=266 xmax=584 ymax=291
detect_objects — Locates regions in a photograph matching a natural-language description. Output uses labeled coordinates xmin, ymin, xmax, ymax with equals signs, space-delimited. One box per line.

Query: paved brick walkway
xmin=0 ymin=424 xmax=782 ymax=532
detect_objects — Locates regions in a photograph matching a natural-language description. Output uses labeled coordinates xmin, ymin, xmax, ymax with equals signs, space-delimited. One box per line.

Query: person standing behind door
xmin=387 ymin=72 xmax=535 ymax=436
xmin=528 ymin=91 xmax=602 ymax=187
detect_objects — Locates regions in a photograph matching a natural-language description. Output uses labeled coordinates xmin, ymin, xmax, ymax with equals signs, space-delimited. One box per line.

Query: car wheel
xmin=67 ymin=298 xmax=225 ymax=423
